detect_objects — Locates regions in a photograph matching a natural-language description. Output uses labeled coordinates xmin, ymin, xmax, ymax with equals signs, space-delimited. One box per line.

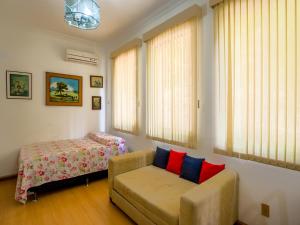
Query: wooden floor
xmin=0 ymin=178 xmax=135 ymax=225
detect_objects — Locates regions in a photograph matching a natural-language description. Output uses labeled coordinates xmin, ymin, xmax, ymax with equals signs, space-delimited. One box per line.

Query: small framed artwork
xmin=92 ymin=96 xmax=101 ymax=110
xmin=6 ymin=71 xmax=32 ymax=100
xmin=46 ymin=72 xmax=82 ymax=106
xmin=90 ymin=75 xmax=103 ymax=88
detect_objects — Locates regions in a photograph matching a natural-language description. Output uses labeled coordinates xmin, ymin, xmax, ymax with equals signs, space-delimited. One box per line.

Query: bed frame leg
xmin=33 ymin=192 xmax=38 ymax=202
xmin=86 ymin=177 xmax=89 ymax=187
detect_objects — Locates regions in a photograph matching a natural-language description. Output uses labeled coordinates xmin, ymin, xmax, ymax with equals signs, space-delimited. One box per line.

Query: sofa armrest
xmin=179 ymin=169 xmax=238 ymax=225
xmin=108 ymin=149 xmax=155 ymax=197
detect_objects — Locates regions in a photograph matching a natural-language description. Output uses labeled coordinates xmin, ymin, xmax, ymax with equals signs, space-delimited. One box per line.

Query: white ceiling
xmin=0 ymin=0 xmax=179 ymax=42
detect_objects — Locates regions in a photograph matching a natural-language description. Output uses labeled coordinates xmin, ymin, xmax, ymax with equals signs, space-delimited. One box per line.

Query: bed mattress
xmin=15 ymin=133 xmax=127 ymax=203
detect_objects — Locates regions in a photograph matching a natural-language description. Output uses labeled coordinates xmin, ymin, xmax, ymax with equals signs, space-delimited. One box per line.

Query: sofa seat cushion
xmin=114 ymin=165 xmax=197 ymax=225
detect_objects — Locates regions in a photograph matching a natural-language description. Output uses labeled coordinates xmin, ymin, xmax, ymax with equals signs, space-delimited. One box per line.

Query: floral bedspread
xmin=15 ymin=133 xmax=127 ymax=204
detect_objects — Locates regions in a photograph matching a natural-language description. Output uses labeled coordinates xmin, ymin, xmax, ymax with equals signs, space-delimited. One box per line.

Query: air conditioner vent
xmin=66 ymin=49 xmax=99 ymax=65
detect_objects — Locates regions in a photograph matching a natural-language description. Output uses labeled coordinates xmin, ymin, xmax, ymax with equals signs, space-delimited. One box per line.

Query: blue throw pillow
xmin=180 ymin=155 xmax=204 ymax=183
xmin=153 ymin=147 xmax=170 ymax=169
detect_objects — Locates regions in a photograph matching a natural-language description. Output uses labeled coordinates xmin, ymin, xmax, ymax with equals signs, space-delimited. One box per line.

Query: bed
xmin=15 ymin=132 xmax=127 ymax=204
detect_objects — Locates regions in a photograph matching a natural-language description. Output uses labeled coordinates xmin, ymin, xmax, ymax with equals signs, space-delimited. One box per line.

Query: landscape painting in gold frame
xmin=46 ymin=72 xmax=82 ymax=106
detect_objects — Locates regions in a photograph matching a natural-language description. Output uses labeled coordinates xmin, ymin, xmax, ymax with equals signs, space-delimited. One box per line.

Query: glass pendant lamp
xmin=64 ymin=0 xmax=100 ymax=30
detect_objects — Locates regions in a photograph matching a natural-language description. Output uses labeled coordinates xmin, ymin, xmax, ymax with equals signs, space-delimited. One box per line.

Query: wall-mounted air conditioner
xmin=66 ymin=49 xmax=99 ymax=65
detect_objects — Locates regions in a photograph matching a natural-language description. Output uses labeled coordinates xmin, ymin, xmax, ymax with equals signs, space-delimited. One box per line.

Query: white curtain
xmin=214 ymin=0 xmax=300 ymax=170
xmin=113 ymin=48 xmax=137 ymax=133
xmin=146 ymin=18 xmax=198 ymax=148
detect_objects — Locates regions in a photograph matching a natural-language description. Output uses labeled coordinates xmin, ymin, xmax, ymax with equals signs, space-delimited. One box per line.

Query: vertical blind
xmin=112 ymin=48 xmax=138 ymax=133
xmin=146 ymin=18 xmax=198 ymax=148
xmin=214 ymin=0 xmax=300 ymax=170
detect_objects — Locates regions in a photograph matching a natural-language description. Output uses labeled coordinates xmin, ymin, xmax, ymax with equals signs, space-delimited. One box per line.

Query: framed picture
xmin=92 ymin=96 xmax=101 ymax=110
xmin=90 ymin=75 xmax=103 ymax=88
xmin=6 ymin=71 xmax=32 ymax=100
xmin=46 ymin=72 xmax=82 ymax=106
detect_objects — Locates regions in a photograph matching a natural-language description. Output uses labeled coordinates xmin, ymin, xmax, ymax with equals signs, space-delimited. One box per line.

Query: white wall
xmin=0 ymin=22 xmax=106 ymax=177
xmin=104 ymin=1 xmax=300 ymax=225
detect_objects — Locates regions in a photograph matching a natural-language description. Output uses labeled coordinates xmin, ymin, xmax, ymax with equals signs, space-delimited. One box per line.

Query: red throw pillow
xmin=166 ymin=150 xmax=187 ymax=175
xmin=199 ymin=161 xmax=225 ymax=183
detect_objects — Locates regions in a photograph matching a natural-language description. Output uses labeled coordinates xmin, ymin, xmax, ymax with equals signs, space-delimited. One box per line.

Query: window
xmin=112 ymin=47 xmax=138 ymax=133
xmin=146 ymin=18 xmax=198 ymax=148
xmin=214 ymin=0 xmax=300 ymax=170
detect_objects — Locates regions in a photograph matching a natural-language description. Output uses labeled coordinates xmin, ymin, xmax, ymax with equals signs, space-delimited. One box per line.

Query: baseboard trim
xmin=0 ymin=174 xmax=17 ymax=181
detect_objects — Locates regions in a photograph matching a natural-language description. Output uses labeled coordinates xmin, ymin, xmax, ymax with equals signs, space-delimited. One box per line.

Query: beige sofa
xmin=108 ymin=150 xmax=238 ymax=225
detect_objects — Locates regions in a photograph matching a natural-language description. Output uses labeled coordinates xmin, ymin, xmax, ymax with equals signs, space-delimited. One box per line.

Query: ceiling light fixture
xmin=64 ymin=0 xmax=100 ymax=30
